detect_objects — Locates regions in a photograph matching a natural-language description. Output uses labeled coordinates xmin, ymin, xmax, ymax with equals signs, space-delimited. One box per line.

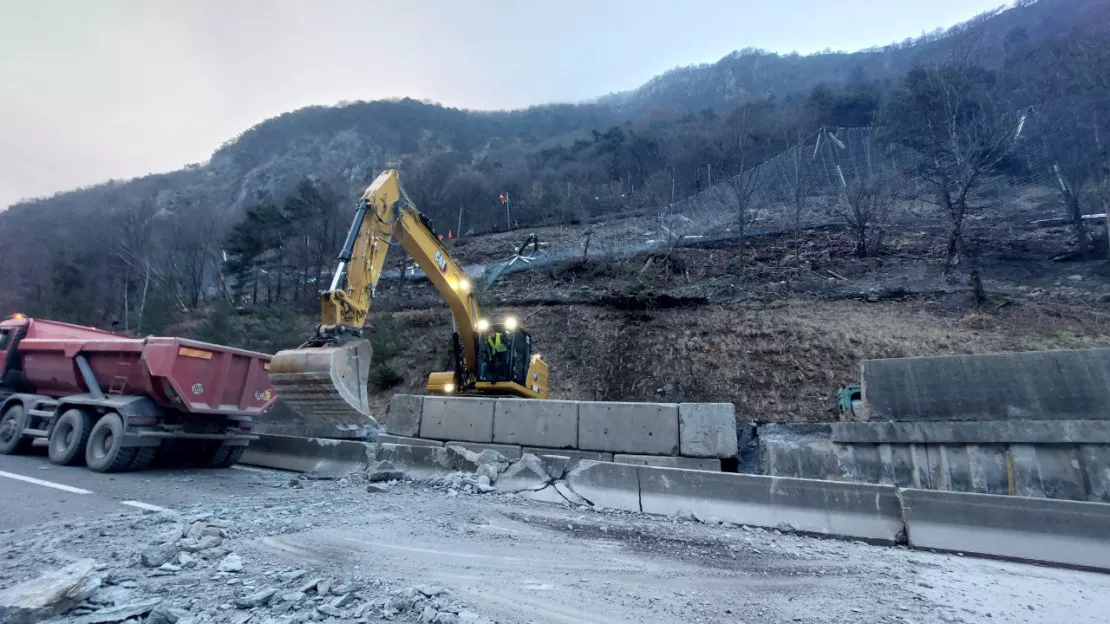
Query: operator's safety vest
xmin=487 ymin=332 xmax=507 ymax=353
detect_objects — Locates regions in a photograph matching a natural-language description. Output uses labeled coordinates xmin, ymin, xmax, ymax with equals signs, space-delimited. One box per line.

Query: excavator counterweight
xmin=266 ymin=170 xmax=549 ymax=439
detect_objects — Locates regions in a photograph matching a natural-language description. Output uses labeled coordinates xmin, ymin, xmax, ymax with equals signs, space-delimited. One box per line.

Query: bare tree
xmin=835 ymin=173 xmax=901 ymax=257
xmin=888 ymin=62 xmax=1025 ymax=268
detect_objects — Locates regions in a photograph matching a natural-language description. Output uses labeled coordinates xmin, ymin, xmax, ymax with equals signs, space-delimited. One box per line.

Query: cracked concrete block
xmin=613 ymin=454 xmax=720 ymax=472
xmin=494 ymin=399 xmax=578 ymax=448
xmin=441 ymin=445 xmax=513 ymax=473
xmin=375 ymin=443 xmax=448 ymax=479
xmin=679 ymin=403 xmax=738 ymax=458
xmin=498 ymin=454 xmax=552 ymax=493
xmin=420 ymin=397 xmax=495 ymax=442
xmin=578 ymin=401 xmax=679 ymax=455
xmin=523 ymin=448 xmax=612 ymax=467
xmin=564 ymin=460 xmax=641 ymax=512
xmin=377 ymin=434 xmax=443 ymax=448
xmin=524 ymin=485 xmax=573 ymax=505
xmin=444 ymin=441 xmax=522 ymax=459
xmin=536 ymin=454 xmax=570 ymax=480
xmin=638 ymin=466 xmax=904 ymax=543
xmin=386 ymin=394 xmax=424 ymax=437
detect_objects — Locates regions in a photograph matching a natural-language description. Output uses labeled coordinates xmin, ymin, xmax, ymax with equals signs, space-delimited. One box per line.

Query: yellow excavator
xmin=267 ymin=170 xmax=549 ymax=435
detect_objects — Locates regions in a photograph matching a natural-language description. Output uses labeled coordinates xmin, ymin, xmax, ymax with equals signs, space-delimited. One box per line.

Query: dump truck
xmin=0 ymin=315 xmax=276 ymax=472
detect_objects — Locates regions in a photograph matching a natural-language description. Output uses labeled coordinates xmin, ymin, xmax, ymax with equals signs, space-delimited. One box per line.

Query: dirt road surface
xmin=1 ymin=452 xmax=1107 ymax=623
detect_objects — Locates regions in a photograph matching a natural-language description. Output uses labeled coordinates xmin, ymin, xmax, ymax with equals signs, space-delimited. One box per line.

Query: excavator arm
xmin=267 ymin=170 xmax=549 ymax=438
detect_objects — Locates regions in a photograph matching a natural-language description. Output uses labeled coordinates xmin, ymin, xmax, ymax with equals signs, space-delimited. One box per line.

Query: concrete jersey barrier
xmin=637 ymin=467 xmax=905 ymax=544
xmin=239 ymin=434 xmax=375 ymax=475
xmin=900 ymin=488 xmax=1110 ymax=571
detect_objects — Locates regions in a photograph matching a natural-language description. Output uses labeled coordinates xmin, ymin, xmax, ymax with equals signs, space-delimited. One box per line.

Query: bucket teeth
xmin=259 ymin=341 xmax=378 ymax=439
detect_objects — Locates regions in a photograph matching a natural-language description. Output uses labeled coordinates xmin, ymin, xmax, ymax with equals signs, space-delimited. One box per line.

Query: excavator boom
xmin=267 ymin=170 xmax=549 ymax=438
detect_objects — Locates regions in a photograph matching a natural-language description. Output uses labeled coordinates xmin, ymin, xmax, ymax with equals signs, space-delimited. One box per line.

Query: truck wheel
xmin=127 ymin=447 xmax=158 ymax=471
xmin=207 ymin=445 xmax=246 ymax=468
xmin=85 ymin=413 xmax=137 ymax=473
xmin=48 ymin=409 xmax=94 ymax=466
xmin=0 ymin=404 xmax=32 ymax=455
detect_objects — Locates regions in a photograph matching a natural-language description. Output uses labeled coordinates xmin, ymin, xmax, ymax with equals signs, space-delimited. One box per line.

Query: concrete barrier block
xmin=578 ymin=402 xmax=678 ymax=455
xmin=678 ymin=403 xmax=737 ymax=458
xmin=240 ymin=434 xmax=375 ymax=475
xmin=833 ymin=419 xmax=1110 ymax=444
xmin=564 ymin=460 xmax=641 ymax=512
xmin=1079 ymin=445 xmax=1110 ymax=502
xmin=862 ymin=349 xmax=1110 ymax=422
xmin=900 ymin=488 xmax=1110 ymax=571
xmin=376 ymin=443 xmax=448 ymax=479
xmin=420 ymin=397 xmax=495 ymax=442
xmin=386 ymin=394 xmax=424 ymax=437
xmin=445 ymin=441 xmax=523 ymax=460
xmin=613 ymin=454 xmax=721 ymax=472
xmin=377 ymin=434 xmax=443 ymax=448
xmin=638 ymin=467 xmax=904 ymax=543
xmin=523 ymin=448 xmax=613 ymax=467
xmin=493 ymin=399 xmax=578 ymax=448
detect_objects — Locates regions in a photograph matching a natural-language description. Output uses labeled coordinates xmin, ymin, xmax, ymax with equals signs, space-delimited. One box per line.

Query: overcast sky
xmin=0 ymin=0 xmax=1006 ymax=209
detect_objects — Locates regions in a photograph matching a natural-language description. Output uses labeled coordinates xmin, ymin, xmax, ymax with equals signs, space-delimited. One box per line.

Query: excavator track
xmin=260 ymin=341 xmax=379 ymax=439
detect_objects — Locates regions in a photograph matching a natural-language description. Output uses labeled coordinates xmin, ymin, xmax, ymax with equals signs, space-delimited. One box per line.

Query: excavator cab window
xmin=476 ymin=325 xmax=530 ymax=385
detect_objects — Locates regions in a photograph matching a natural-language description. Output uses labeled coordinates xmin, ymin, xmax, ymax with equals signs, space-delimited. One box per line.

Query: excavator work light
xmin=504 ymin=316 xmax=518 ymax=331
xmin=477 ymin=319 xmax=490 ymax=332
xmin=459 ymin=279 xmax=470 ymax=291
xmin=444 ymin=383 xmax=455 ymax=393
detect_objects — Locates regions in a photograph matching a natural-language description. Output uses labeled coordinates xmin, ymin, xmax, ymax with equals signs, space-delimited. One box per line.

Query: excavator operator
xmin=485 ymin=329 xmax=509 ymax=379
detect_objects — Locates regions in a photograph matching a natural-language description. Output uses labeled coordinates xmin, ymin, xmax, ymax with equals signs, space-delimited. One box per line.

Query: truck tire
xmin=48 ymin=409 xmax=94 ymax=466
xmin=206 ymin=445 xmax=246 ymax=468
xmin=85 ymin=413 xmax=137 ymax=473
xmin=0 ymin=404 xmax=32 ymax=455
xmin=127 ymin=447 xmax=157 ymax=471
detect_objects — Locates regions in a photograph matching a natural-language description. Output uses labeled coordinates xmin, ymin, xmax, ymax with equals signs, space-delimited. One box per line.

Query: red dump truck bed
xmin=1 ymin=317 xmax=276 ymax=415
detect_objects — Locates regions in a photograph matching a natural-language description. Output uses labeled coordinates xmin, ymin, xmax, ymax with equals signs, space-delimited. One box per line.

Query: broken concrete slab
xmin=386 ymin=394 xmax=424 ymax=437
xmin=493 ymin=399 xmax=578 ymax=448
xmin=522 ymin=448 xmax=613 ymax=467
xmin=678 ymin=403 xmax=738 ymax=458
xmin=239 ymin=434 xmax=375 ymax=475
xmin=498 ymin=454 xmax=552 ymax=493
xmin=376 ymin=443 xmax=448 ymax=479
xmin=445 ymin=441 xmax=523 ymax=460
xmin=0 ymin=559 xmax=101 ymax=624
xmin=420 ymin=397 xmax=496 ymax=442
xmin=70 ymin=598 xmax=163 ymax=624
xmin=441 ymin=444 xmax=513 ymax=473
xmin=638 ymin=467 xmax=904 ymax=543
xmin=578 ymin=401 xmax=679 ymax=455
xmin=378 ymin=434 xmax=444 ymax=447
xmin=613 ymin=454 xmax=721 ymax=471
xmin=564 ymin=460 xmax=641 ymax=512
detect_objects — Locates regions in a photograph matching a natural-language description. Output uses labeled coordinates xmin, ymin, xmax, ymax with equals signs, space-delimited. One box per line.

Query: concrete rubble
xmin=0 ymin=506 xmax=495 ymax=624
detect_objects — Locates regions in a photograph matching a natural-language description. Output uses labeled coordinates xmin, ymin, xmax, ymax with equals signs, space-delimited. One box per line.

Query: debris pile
xmin=0 ymin=506 xmax=495 ymax=624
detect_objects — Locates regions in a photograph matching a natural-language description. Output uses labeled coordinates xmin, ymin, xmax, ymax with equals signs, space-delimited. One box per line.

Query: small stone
xmin=158 ymin=563 xmax=181 ymax=572
xmin=421 ymin=605 xmax=439 ymax=623
xmin=330 ymin=593 xmax=355 ymax=608
xmin=316 ymin=580 xmax=331 ymax=596
xmin=366 ymin=484 xmax=390 ymax=494
xmin=297 ymin=579 xmax=323 ymax=594
xmin=147 ymin=605 xmax=191 ymax=624
xmin=235 ymin=588 xmax=277 ymax=609
xmin=434 ymin=613 xmax=460 ymax=624
xmin=141 ymin=544 xmax=177 ymax=568
xmin=280 ymin=592 xmax=305 ymax=604
xmin=70 ymin=598 xmax=163 ymax=623
xmin=316 ymin=604 xmax=343 ymax=617
xmin=217 ymin=553 xmax=244 ymax=573
xmin=280 ymin=569 xmax=307 ymax=582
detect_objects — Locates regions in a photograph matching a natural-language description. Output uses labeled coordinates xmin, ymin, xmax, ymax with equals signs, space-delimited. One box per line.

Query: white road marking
xmin=0 ymin=470 xmax=93 ymax=494
xmin=120 ymin=500 xmax=168 ymax=512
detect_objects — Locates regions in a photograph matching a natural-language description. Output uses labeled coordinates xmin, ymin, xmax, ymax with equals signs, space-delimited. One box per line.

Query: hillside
xmin=1 ymin=0 xmax=1109 ymax=422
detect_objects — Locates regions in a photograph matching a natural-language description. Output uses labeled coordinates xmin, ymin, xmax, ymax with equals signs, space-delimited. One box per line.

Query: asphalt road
xmin=0 ymin=448 xmax=290 ymax=529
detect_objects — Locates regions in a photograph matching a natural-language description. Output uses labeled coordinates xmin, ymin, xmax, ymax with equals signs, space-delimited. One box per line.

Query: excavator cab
xmin=477 ymin=324 xmax=532 ymax=386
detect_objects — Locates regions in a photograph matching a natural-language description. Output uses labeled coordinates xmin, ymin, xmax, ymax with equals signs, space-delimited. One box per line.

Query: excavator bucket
xmin=259 ymin=341 xmax=379 ymax=439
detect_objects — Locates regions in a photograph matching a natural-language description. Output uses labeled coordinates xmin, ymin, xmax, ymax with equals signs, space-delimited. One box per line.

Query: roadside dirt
xmin=4 ymin=471 xmax=1107 ymax=624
